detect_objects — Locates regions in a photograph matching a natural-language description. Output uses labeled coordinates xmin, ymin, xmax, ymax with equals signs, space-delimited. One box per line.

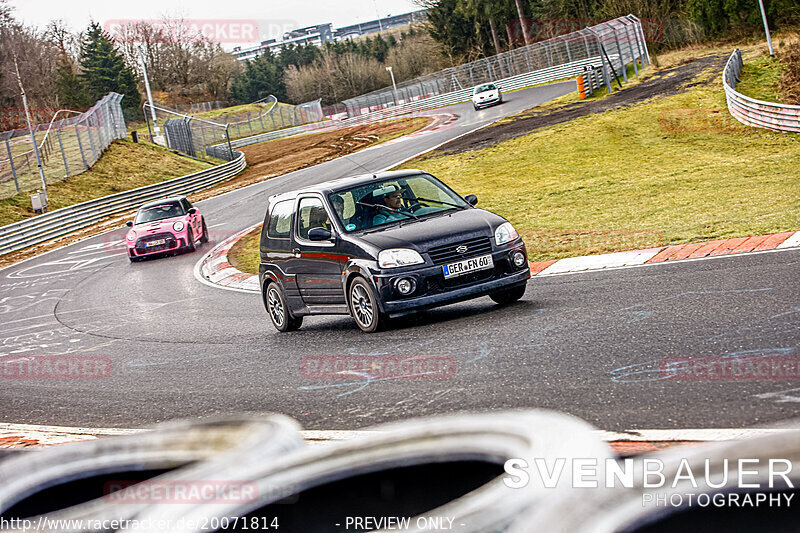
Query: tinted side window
xmin=297 ymin=197 xmax=329 ymax=240
xmin=267 ymin=200 xmax=294 ymax=238
xmin=182 ymin=199 xmax=192 ymax=211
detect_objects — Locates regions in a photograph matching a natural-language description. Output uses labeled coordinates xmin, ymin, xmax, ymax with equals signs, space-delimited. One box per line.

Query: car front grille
xmin=427 ymin=236 xmax=493 ymax=265
xmin=135 ymin=232 xmax=177 ymax=253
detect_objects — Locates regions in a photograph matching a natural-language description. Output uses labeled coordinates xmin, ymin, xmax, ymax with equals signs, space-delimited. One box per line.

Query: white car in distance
xmin=472 ymin=83 xmax=503 ymax=110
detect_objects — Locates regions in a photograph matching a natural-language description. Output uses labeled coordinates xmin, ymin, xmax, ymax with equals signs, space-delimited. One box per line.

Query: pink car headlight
xmin=126 ymin=230 xmax=136 ymax=242
xmin=173 ymin=221 xmax=185 ymax=232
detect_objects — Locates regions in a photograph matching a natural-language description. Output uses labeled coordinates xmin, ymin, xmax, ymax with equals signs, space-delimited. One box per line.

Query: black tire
xmin=473 ymin=103 xmax=479 ymax=111
xmin=200 ymin=219 xmax=209 ymax=244
xmin=489 ymin=284 xmax=526 ymax=305
xmin=185 ymin=227 xmax=195 ymax=252
xmin=265 ymin=282 xmax=303 ymax=332
xmin=348 ymin=277 xmax=385 ymax=333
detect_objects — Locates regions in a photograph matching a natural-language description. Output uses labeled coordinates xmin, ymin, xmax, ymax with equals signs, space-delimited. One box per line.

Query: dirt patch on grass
xmin=436 ymin=55 xmax=726 ymax=156
xmin=187 ymin=117 xmax=432 ymax=203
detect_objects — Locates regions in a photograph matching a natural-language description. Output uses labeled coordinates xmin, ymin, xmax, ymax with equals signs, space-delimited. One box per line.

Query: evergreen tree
xmin=79 ymin=22 xmax=141 ymax=115
xmin=55 ymin=53 xmax=87 ymax=108
xmin=230 ymin=52 xmax=287 ymax=102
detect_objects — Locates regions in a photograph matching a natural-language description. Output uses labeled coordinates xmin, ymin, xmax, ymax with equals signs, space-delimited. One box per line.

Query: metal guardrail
xmin=723 ymin=49 xmax=800 ymax=133
xmin=0 ymin=151 xmax=246 ymax=256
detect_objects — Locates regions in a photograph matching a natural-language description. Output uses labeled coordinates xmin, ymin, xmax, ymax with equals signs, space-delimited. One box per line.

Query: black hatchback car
xmin=258 ymin=170 xmax=530 ymax=333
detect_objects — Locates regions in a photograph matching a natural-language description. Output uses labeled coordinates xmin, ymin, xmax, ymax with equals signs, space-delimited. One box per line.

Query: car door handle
xmin=292 ymin=248 xmax=301 ymax=258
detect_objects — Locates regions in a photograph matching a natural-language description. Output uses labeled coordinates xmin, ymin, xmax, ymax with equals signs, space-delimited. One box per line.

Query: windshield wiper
xmin=406 ymin=196 xmax=467 ymax=209
xmin=356 ymin=201 xmax=418 ymax=220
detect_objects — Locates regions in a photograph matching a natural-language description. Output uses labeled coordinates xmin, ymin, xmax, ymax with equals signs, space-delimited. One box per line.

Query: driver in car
xmin=372 ymin=186 xmax=411 ymax=225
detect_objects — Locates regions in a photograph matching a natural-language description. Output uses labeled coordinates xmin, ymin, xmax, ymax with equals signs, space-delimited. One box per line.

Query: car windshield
xmin=330 ymin=174 xmax=469 ymax=232
xmin=134 ymin=202 xmax=184 ymax=224
xmin=475 ymin=84 xmax=496 ymax=93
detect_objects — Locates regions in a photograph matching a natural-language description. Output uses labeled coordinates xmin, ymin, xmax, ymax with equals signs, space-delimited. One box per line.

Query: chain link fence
xmin=342 ymin=15 xmax=648 ymax=116
xmin=144 ymin=96 xmax=325 ymax=161
xmin=0 ymin=93 xmax=127 ymax=200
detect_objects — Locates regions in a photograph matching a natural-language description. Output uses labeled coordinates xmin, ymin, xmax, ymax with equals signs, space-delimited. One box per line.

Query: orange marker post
xmin=577 ymin=76 xmax=587 ymax=99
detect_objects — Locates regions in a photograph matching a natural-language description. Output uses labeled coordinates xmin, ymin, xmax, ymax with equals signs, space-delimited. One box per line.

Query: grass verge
xmin=228 ymin=225 xmax=262 ymax=275
xmin=735 ymin=54 xmax=787 ymax=102
xmin=0 ymin=139 xmax=213 ymax=227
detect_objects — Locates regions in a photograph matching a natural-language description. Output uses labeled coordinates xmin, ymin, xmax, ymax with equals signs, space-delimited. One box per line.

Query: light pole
xmin=13 ymin=54 xmax=47 ymax=211
xmin=386 ymin=66 xmax=398 ymax=106
xmin=373 ymin=0 xmax=383 ymax=31
xmin=757 ymin=0 xmax=775 ymax=56
xmin=137 ymin=45 xmax=161 ymax=141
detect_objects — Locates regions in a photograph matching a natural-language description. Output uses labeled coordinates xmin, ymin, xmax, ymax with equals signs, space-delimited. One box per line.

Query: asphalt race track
xmin=1 ymin=80 xmax=798 ymax=431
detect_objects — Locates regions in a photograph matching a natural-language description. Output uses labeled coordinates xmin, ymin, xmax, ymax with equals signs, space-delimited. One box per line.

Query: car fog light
xmin=512 ymin=251 xmax=527 ymax=268
xmin=396 ymin=278 xmax=415 ymax=295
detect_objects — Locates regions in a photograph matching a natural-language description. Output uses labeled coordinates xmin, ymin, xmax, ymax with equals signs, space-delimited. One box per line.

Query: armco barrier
xmin=723 ymin=49 xmax=800 ymax=133
xmin=0 ymin=151 xmax=245 ymax=256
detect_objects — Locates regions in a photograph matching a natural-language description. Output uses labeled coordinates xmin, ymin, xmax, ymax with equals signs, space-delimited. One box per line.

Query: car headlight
xmin=173 ymin=221 xmax=185 ymax=232
xmin=495 ymin=222 xmax=519 ymax=245
xmin=378 ymin=248 xmax=424 ymax=269
xmin=126 ymin=231 xmax=136 ymax=242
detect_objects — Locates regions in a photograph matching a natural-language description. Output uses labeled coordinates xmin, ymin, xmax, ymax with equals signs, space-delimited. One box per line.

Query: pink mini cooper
xmin=125 ymin=196 xmax=208 ymax=262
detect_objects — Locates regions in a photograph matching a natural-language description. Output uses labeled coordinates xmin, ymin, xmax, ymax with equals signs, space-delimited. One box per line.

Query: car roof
xmin=139 ymin=196 xmax=187 ymax=210
xmin=267 ymin=169 xmax=427 ymax=203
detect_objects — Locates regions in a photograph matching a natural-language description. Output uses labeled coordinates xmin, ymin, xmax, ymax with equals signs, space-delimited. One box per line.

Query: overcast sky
xmin=9 ymin=0 xmax=422 ymax=46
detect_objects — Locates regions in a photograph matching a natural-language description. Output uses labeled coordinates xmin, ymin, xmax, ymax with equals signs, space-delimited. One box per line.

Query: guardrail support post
xmin=4 ymin=139 xmax=19 ymax=192
xmin=612 ymin=26 xmax=627 ymax=82
xmin=74 ymin=124 xmax=88 ymax=171
xmin=630 ymin=15 xmax=650 ymax=65
xmin=623 ymin=21 xmax=638 ymax=76
xmin=86 ymin=117 xmax=99 ymax=163
xmin=56 ymin=125 xmax=69 ymax=177
xmin=225 ymin=125 xmax=233 ymax=161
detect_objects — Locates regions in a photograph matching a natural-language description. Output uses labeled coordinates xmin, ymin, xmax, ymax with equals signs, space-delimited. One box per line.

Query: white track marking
xmin=777 ymin=231 xmax=800 ymax=249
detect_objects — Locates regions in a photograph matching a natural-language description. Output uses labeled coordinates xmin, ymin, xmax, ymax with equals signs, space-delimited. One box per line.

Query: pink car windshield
xmin=134 ymin=203 xmax=185 ymax=224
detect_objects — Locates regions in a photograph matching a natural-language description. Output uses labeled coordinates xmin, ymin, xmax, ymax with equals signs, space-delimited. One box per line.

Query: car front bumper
xmin=373 ymin=244 xmax=530 ymax=317
xmin=474 ymin=96 xmax=501 ymax=107
xmin=128 ymin=232 xmax=186 ymax=257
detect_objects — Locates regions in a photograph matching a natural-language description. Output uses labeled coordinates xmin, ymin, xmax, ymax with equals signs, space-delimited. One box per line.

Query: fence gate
xmin=163 ymin=118 xmax=195 ymax=158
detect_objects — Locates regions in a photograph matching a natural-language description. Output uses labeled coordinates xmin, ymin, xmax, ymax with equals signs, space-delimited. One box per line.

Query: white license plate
xmin=145 ymin=239 xmax=166 ymax=247
xmin=442 ymin=254 xmax=493 ymax=279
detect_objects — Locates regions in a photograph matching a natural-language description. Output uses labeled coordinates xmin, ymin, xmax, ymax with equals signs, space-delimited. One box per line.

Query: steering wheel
xmin=407 ymin=202 xmax=429 ymax=213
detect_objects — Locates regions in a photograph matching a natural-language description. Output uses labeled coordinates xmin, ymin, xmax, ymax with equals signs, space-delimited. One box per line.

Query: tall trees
xmin=79 ymin=23 xmax=141 ymax=115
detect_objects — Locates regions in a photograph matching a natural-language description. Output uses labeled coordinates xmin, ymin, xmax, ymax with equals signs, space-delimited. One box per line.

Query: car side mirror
xmin=308 ymin=227 xmax=333 ymax=241
xmin=187 ymin=207 xmax=197 ymax=215
xmin=464 ymin=194 xmax=478 ymax=206
xmin=126 ymin=221 xmax=133 ymax=227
